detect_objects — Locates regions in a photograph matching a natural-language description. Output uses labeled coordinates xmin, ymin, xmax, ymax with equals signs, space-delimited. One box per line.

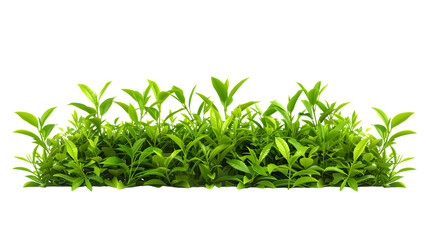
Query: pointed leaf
xmin=23 ymin=181 xmax=41 ymax=187
xmin=287 ymin=90 xmax=303 ymax=113
xmin=166 ymin=134 xmax=185 ymax=151
xmin=39 ymin=107 xmax=56 ymax=126
xmin=41 ymin=124 xmax=55 ymax=138
xmin=64 ymin=139 xmax=78 ymax=161
xmin=14 ymin=130 xmax=39 ymax=140
xmin=300 ymin=157 xmax=313 ymax=169
xmin=373 ymin=124 xmax=387 ymax=138
xmin=391 ymin=112 xmax=414 ymax=129
xmin=78 ymin=84 xmax=98 ymax=106
xmin=99 ymin=81 xmax=112 ymax=100
xmin=396 ymin=167 xmax=416 ymax=174
xmin=293 ymin=176 xmax=318 ymax=187
xmin=324 ymin=166 xmax=346 ymax=175
xmin=100 ymin=97 xmax=115 ymax=116
xmin=275 ymin=137 xmax=290 ymax=161
xmin=372 ymin=107 xmax=390 ymax=127
xmin=211 ymin=77 xmax=228 ymax=105
xmin=69 ymin=102 xmax=96 ymax=115
xmin=226 ymin=77 xmax=248 ymax=106
xmin=353 ymin=138 xmax=369 ymax=162
xmin=389 ymin=182 xmax=406 ymax=188
xmin=13 ymin=167 xmax=33 ymax=174
xmin=259 ymin=143 xmax=273 ymax=164
xmin=390 ymin=130 xmax=416 ymax=141
xmin=128 ymin=104 xmax=139 ymax=122
xmin=227 ymin=159 xmax=250 ymax=173
xmin=53 ymin=173 xmax=76 ymax=183
xmin=147 ymin=80 xmax=160 ymax=98
xmin=143 ymin=179 xmax=166 ymax=186
xmin=171 ymin=86 xmax=185 ymax=104
xmin=72 ymin=177 xmax=84 ymax=191
xmin=85 ymin=178 xmax=93 ymax=191
xmin=348 ymin=177 xmax=358 ymax=191
xmin=16 ymin=112 xmax=39 ymax=128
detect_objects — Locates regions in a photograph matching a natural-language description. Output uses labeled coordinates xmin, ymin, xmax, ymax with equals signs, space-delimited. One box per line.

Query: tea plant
xmin=13 ymin=78 xmax=416 ymax=191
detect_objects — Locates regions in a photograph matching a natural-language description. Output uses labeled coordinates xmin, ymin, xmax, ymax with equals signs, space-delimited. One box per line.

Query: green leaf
xmin=156 ymin=91 xmax=170 ymax=104
xmin=257 ymin=180 xmax=275 ymax=189
xmin=72 ymin=177 xmax=84 ymax=191
xmin=252 ymin=164 xmax=267 ymax=176
xmin=307 ymin=88 xmax=319 ymax=105
xmin=14 ymin=130 xmax=39 ymax=140
xmin=372 ymin=107 xmax=390 ymax=127
xmin=166 ymin=134 xmax=185 ymax=152
xmin=391 ymin=112 xmax=413 ymax=129
xmin=13 ymin=167 xmax=33 ymax=174
xmin=128 ymin=104 xmax=139 ymax=123
xmin=299 ymin=157 xmax=313 ymax=169
xmin=302 ymin=100 xmax=314 ymax=118
xmin=188 ymin=85 xmax=197 ymax=109
xmin=356 ymin=175 xmax=375 ymax=183
xmin=41 ymin=124 xmax=55 ymax=138
xmin=210 ymin=106 xmax=220 ymax=131
xmin=297 ymin=82 xmax=309 ymax=96
xmin=340 ymin=178 xmax=348 ymax=191
xmin=275 ymin=137 xmax=290 ymax=161
xmin=64 ymin=139 xmax=78 ymax=161
xmin=211 ymin=77 xmax=228 ymax=105
xmin=390 ymin=130 xmax=416 ymax=141
xmin=100 ymin=97 xmax=115 ymax=116
xmin=102 ymin=157 xmax=125 ymax=165
xmin=267 ymin=164 xmax=278 ymax=175
xmin=396 ymin=167 xmax=416 ymax=174
xmin=99 ymin=81 xmax=112 ymax=100
xmin=353 ymin=138 xmax=369 ymax=162
xmin=26 ymin=175 xmax=40 ymax=183
xmin=15 ymin=112 xmax=39 ymax=128
xmin=227 ymin=159 xmax=250 ymax=173
xmin=69 ymin=102 xmax=97 ymax=115
xmin=23 ymin=181 xmax=41 ymax=187
xmin=388 ymin=182 xmax=406 ymax=188
xmin=292 ymin=169 xmax=321 ymax=178
xmin=39 ymin=107 xmax=56 ymax=126
xmin=209 ymin=144 xmax=229 ymax=162
xmin=235 ymin=101 xmax=259 ymax=112
xmin=78 ymin=84 xmax=98 ymax=106
xmin=287 ymin=90 xmax=303 ymax=113
xmin=258 ymin=143 xmax=273 ymax=164
xmin=373 ymin=124 xmax=387 ymax=138
xmin=148 ymin=80 xmax=160 ymax=99
xmin=293 ymin=176 xmax=318 ymax=187
xmin=221 ymin=115 xmax=233 ymax=134
xmin=85 ymin=178 xmax=93 ymax=191
xmin=347 ymin=178 xmax=358 ymax=191
xmin=171 ymin=86 xmax=186 ymax=104
xmin=143 ymin=179 xmax=166 ymax=186
xmin=324 ymin=166 xmax=346 ymax=175
xmin=226 ymin=77 xmax=248 ymax=106
xmin=114 ymin=101 xmax=130 ymax=114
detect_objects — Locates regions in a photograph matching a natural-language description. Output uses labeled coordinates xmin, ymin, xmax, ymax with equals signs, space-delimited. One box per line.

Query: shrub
xmin=14 ymin=77 xmax=416 ymax=191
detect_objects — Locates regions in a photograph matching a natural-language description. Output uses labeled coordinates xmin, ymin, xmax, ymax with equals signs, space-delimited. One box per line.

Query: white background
xmin=1 ymin=1 xmax=428 ymax=239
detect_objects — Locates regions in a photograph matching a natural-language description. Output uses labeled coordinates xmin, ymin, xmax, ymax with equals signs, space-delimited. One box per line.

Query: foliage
xmin=13 ymin=78 xmax=416 ymax=191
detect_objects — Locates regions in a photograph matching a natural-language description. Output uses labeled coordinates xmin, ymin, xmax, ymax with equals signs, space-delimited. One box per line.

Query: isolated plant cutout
xmin=14 ymin=78 xmax=416 ymax=191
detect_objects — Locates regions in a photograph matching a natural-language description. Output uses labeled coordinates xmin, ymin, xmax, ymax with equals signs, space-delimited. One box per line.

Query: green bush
xmin=14 ymin=77 xmax=416 ymax=191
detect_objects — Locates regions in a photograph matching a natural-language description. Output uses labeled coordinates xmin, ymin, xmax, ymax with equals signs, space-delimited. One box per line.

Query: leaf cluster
xmin=14 ymin=78 xmax=416 ymax=191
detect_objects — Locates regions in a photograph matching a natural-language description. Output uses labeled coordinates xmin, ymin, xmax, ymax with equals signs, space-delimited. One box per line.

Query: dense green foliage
xmin=14 ymin=78 xmax=416 ymax=191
